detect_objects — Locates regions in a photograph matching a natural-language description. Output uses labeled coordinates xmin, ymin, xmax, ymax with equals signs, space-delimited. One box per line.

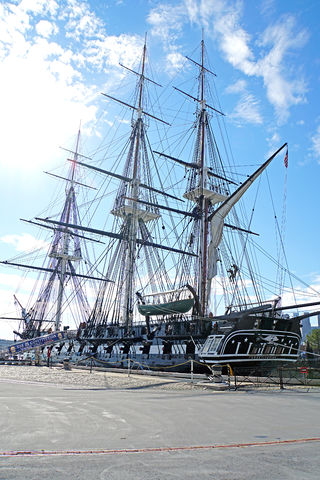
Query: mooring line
xmin=1 ymin=437 xmax=320 ymax=457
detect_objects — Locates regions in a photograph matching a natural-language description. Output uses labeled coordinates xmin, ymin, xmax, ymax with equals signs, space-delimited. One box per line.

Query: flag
xmin=284 ymin=148 xmax=288 ymax=168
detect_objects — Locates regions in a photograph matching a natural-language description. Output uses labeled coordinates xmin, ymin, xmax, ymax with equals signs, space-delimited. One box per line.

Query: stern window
xmin=202 ymin=335 xmax=223 ymax=354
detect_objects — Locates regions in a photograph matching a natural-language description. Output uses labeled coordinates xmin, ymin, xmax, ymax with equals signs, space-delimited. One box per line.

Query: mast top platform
xmin=184 ymin=186 xmax=228 ymax=205
xmin=111 ymin=205 xmax=160 ymax=222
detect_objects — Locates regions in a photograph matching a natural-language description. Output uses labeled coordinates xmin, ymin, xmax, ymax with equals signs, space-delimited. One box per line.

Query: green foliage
xmin=306 ymin=329 xmax=320 ymax=353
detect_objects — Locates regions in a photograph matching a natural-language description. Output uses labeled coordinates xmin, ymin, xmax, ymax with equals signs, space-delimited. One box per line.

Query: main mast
xmin=123 ymin=42 xmax=146 ymax=329
xmin=98 ymin=37 xmax=168 ymax=333
xmin=199 ymin=39 xmax=209 ymax=315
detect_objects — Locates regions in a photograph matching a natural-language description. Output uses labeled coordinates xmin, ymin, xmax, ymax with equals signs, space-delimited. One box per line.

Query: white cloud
xmin=213 ymin=6 xmax=255 ymax=76
xmin=0 ymin=1 xmax=145 ymax=172
xmin=260 ymin=0 xmax=276 ymax=17
xmin=265 ymin=130 xmax=282 ymax=155
xmin=230 ymin=93 xmax=263 ymax=125
xmin=257 ymin=17 xmax=308 ymax=123
xmin=182 ymin=0 xmax=308 ymax=124
xmin=0 ymin=45 xmax=97 ymax=170
xmin=19 ymin=0 xmax=59 ymax=16
xmin=166 ymin=51 xmax=186 ymax=75
xmin=62 ymin=0 xmax=104 ymax=43
xmin=147 ymin=2 xmax=187 ymax=74
xmin=280 ymin=278 xmax=320 ymax=313
xmin=184 ymin=0 xmax=199 ymax=24
xmin=118 ymin=118 xmax=130 ymax=125
xmin=1 ymin=233 xmax=49 ymax=253
xmin=267 ymin=131 xmax=280 ymax=144
xmin=184 ymin=0 xmax=221 ymax=28
xmin=311 ymin=125 xmax=320 ymax=159
xmin=225 ymin=79 xmax=247 ymax=94
xmin=35 ymin=19 xmax=57 ymax=37
xmin=226 ymin=79 xmax=262 ymax=125
xmin=85 ymin=34 xmax=144 ymax=72
xmin=147 ymin=3 xmax=185 ymax=46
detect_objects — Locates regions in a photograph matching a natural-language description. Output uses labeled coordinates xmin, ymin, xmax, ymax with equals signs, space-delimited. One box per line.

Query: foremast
xmin=178 ymin=39 xmax=288 ymax=318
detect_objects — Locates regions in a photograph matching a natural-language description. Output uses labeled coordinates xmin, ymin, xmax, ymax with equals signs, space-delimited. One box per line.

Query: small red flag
xmin=284 ymin=148 xmax=288 ymax=168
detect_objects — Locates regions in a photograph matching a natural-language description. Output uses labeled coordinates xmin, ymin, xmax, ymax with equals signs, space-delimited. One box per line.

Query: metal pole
xmin=35 ymin=347 xmax=40 ymax=366
xmin=304 ymin=371 xmax=307 ymax=386
xmin=128 ymin=357 xmax=131 ymax=377
xmin=279 ymin=367 xmax=284 ymax=390
xmin=191 ymin=359 xmax=194 ymax=385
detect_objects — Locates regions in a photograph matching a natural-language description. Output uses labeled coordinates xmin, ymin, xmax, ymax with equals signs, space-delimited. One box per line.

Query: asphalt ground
xmin=0 ymin=377 xmax=319 ymax=479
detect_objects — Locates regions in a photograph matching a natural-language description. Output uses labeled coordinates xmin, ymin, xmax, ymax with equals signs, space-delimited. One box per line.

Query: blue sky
xmin=1 ymin=0 xmax=320 ymax=339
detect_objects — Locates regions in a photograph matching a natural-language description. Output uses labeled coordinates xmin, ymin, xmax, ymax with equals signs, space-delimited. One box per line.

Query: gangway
xmin=4 ymin=330 xmax=77 ymax=357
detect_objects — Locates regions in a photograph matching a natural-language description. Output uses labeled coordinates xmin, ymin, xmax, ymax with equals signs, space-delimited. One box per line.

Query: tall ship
xmin=2 ymin=39 xmax=319 ymax=372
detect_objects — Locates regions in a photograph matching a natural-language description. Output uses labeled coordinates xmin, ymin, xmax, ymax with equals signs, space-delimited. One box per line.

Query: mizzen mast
xmin=1 ymin=128 xmax=94 ymax=339
xmin=50 ymin=128 xmax=82 ymax=331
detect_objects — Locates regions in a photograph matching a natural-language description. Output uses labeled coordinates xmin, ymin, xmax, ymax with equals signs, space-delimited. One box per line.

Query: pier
xmin=0 ymin=365 xmax=319 ymax=479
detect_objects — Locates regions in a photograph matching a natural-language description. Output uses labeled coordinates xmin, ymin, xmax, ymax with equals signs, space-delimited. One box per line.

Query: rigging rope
xmin=265 ymin=168 xmax=296 ymax=305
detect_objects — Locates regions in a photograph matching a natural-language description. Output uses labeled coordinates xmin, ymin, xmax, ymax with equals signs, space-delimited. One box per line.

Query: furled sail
xmin=207 ymin=144 xmax=287 ymax=282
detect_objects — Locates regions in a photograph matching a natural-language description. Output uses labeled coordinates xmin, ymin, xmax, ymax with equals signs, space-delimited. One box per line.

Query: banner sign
xmin=8 ymin=331 xmax=65 ymax=355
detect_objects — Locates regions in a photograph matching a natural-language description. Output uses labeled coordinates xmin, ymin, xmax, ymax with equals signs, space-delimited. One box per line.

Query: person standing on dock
xmin=47 ymin=346 xmax=52 ymax=367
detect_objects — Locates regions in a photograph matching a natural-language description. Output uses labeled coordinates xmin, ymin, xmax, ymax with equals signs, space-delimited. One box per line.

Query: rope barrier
xmin=86 ymin=356 xmax=192 ymax=370
xmin=82 ymin=356 xmax=233 ymax=372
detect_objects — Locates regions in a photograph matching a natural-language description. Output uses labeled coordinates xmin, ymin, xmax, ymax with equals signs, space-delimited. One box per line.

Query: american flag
xmin=284 ymin=148 xmax=288 ymax=168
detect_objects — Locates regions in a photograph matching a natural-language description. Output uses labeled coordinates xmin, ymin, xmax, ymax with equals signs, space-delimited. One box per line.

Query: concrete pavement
xmin=0 ymin=379 xmax=319 ymax=479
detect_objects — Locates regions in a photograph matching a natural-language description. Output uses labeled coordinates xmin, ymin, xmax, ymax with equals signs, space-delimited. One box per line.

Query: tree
xmin=306 ymin=329 xmax=320 ymax=354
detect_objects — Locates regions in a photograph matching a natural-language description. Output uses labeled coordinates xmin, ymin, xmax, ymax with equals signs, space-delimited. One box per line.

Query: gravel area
xmin=2 ymin=364 xmax=318 ymax=393
xmin=0 ymin=365 xmax=199 ymax=391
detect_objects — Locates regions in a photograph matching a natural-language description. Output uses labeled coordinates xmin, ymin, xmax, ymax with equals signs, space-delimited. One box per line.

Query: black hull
xmin=48 ymin=322 xmax=302 ymax=375
xmin=199 ymin=329 xmax=301 ymax=372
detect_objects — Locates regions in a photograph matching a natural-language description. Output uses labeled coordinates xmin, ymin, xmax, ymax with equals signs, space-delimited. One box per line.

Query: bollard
xmin=211 ymin=364 xmax=223 ymax=383
xmin=63 ymin=358 xmax=71 ymax=370
xmin=128 ymin=357 xmax=131 ymax=377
